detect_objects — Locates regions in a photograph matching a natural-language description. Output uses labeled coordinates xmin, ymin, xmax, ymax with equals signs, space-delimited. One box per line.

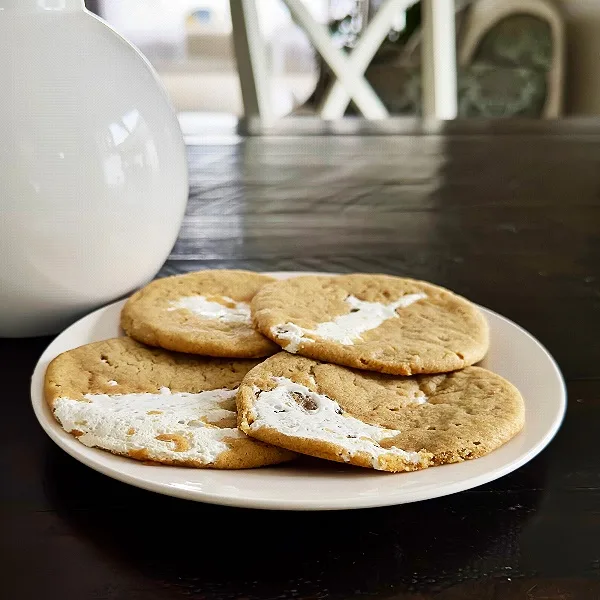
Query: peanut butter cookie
xmin=238 ymin=353 xmax=524 ymax=472
xmin=252 ymin=274 xmax=489 ymax=375
xmin=121 ymin=270 xmax=279 ymax=358
xmin=45 ymin=337 xmax=294 ymax=468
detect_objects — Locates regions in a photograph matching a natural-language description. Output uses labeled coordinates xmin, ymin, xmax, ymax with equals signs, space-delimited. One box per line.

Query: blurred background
xmin=85 ymin=0 xmax=600 ymax=134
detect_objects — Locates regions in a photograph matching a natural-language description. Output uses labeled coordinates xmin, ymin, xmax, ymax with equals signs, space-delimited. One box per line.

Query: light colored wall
xmin=558 ymin=0 xmax=600 ymax=115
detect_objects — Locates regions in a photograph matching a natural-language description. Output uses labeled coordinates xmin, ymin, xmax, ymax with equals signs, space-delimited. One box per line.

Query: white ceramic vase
xmin=0 ymin=0 xmax=189 ymax=337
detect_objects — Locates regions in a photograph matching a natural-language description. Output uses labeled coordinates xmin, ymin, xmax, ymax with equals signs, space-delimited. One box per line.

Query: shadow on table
xmin=44 ymin=447 xmax=546 ymax=598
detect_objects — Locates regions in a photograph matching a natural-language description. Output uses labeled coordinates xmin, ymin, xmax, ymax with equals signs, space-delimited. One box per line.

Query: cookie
xmin=121 ymin=270 xmax=279 ymax=358
xmin=252 ymin=274 xmax=489 ymax=375
xmin=238 ymin=353 xmax=524 ymax=472
xmin=45 ymin=337 xmax=294 ymax=468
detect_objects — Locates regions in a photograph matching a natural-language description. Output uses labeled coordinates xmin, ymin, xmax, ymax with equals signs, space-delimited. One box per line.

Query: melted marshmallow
xmin=170 ymin=295 xmax=251 ymax=324
xmin=270 ymin=322 xmax=307 ymax=353
xmin=271 ymin=293 xmax=427 ymax=353
xmin=249 ymin=378 xmax=424 ymax=469
xmin=54 ymin=388 xmax=245 ymax=464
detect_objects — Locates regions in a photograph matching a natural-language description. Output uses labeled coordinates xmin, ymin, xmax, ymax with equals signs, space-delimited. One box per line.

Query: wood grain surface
xmin=2 ymin=132 xmax=599 ymax=600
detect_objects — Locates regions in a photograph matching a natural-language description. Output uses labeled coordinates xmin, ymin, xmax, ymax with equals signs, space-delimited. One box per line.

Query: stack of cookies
xmin=45 ymin=270 xmax=525 ymax=472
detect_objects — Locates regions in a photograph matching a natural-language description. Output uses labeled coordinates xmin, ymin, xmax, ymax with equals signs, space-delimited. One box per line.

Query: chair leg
xmin=230 ymin=0 xmax=273 ymax=130
xmin=421 ymin=0 xmax=458 ymax=120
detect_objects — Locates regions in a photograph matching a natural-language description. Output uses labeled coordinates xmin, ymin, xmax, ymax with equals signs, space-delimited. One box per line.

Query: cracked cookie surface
xmin=237 ymin=353 xmax=524 ymax=472
xmin=45 ymin=337 xmax=294 ymax=468
xmin=121 ymin=270 xmax=279 ymax=358
xmin=251 ymin=274 xmax=489 ymax=375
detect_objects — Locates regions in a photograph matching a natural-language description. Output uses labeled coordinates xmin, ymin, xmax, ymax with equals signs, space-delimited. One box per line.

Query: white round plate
xmin=31 ymin=272 xmax=566 ymax=511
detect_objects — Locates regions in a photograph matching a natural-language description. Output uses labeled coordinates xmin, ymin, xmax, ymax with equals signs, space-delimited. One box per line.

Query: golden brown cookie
xmin=45 ymin=337 xmax=294 ymax=468
xmin=238 ymin=353 xmax=524 ymax=472
xmin=121 ymin=270 xmax=279 ymax=358
xmin=251 ymin=274 xmax=489 ymax=375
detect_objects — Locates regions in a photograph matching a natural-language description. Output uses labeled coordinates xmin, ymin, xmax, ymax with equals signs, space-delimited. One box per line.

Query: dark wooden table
xmin=3 ymin=132 xmax=599 ymax=599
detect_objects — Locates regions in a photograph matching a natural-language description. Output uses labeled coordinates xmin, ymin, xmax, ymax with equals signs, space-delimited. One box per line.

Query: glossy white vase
xmin=0 ymin=0 xmax=189 ymax=337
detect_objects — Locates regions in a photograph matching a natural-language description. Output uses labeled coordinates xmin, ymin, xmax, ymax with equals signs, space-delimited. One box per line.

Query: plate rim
xmin=31 ymin=272 xmax=567 ymax=511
